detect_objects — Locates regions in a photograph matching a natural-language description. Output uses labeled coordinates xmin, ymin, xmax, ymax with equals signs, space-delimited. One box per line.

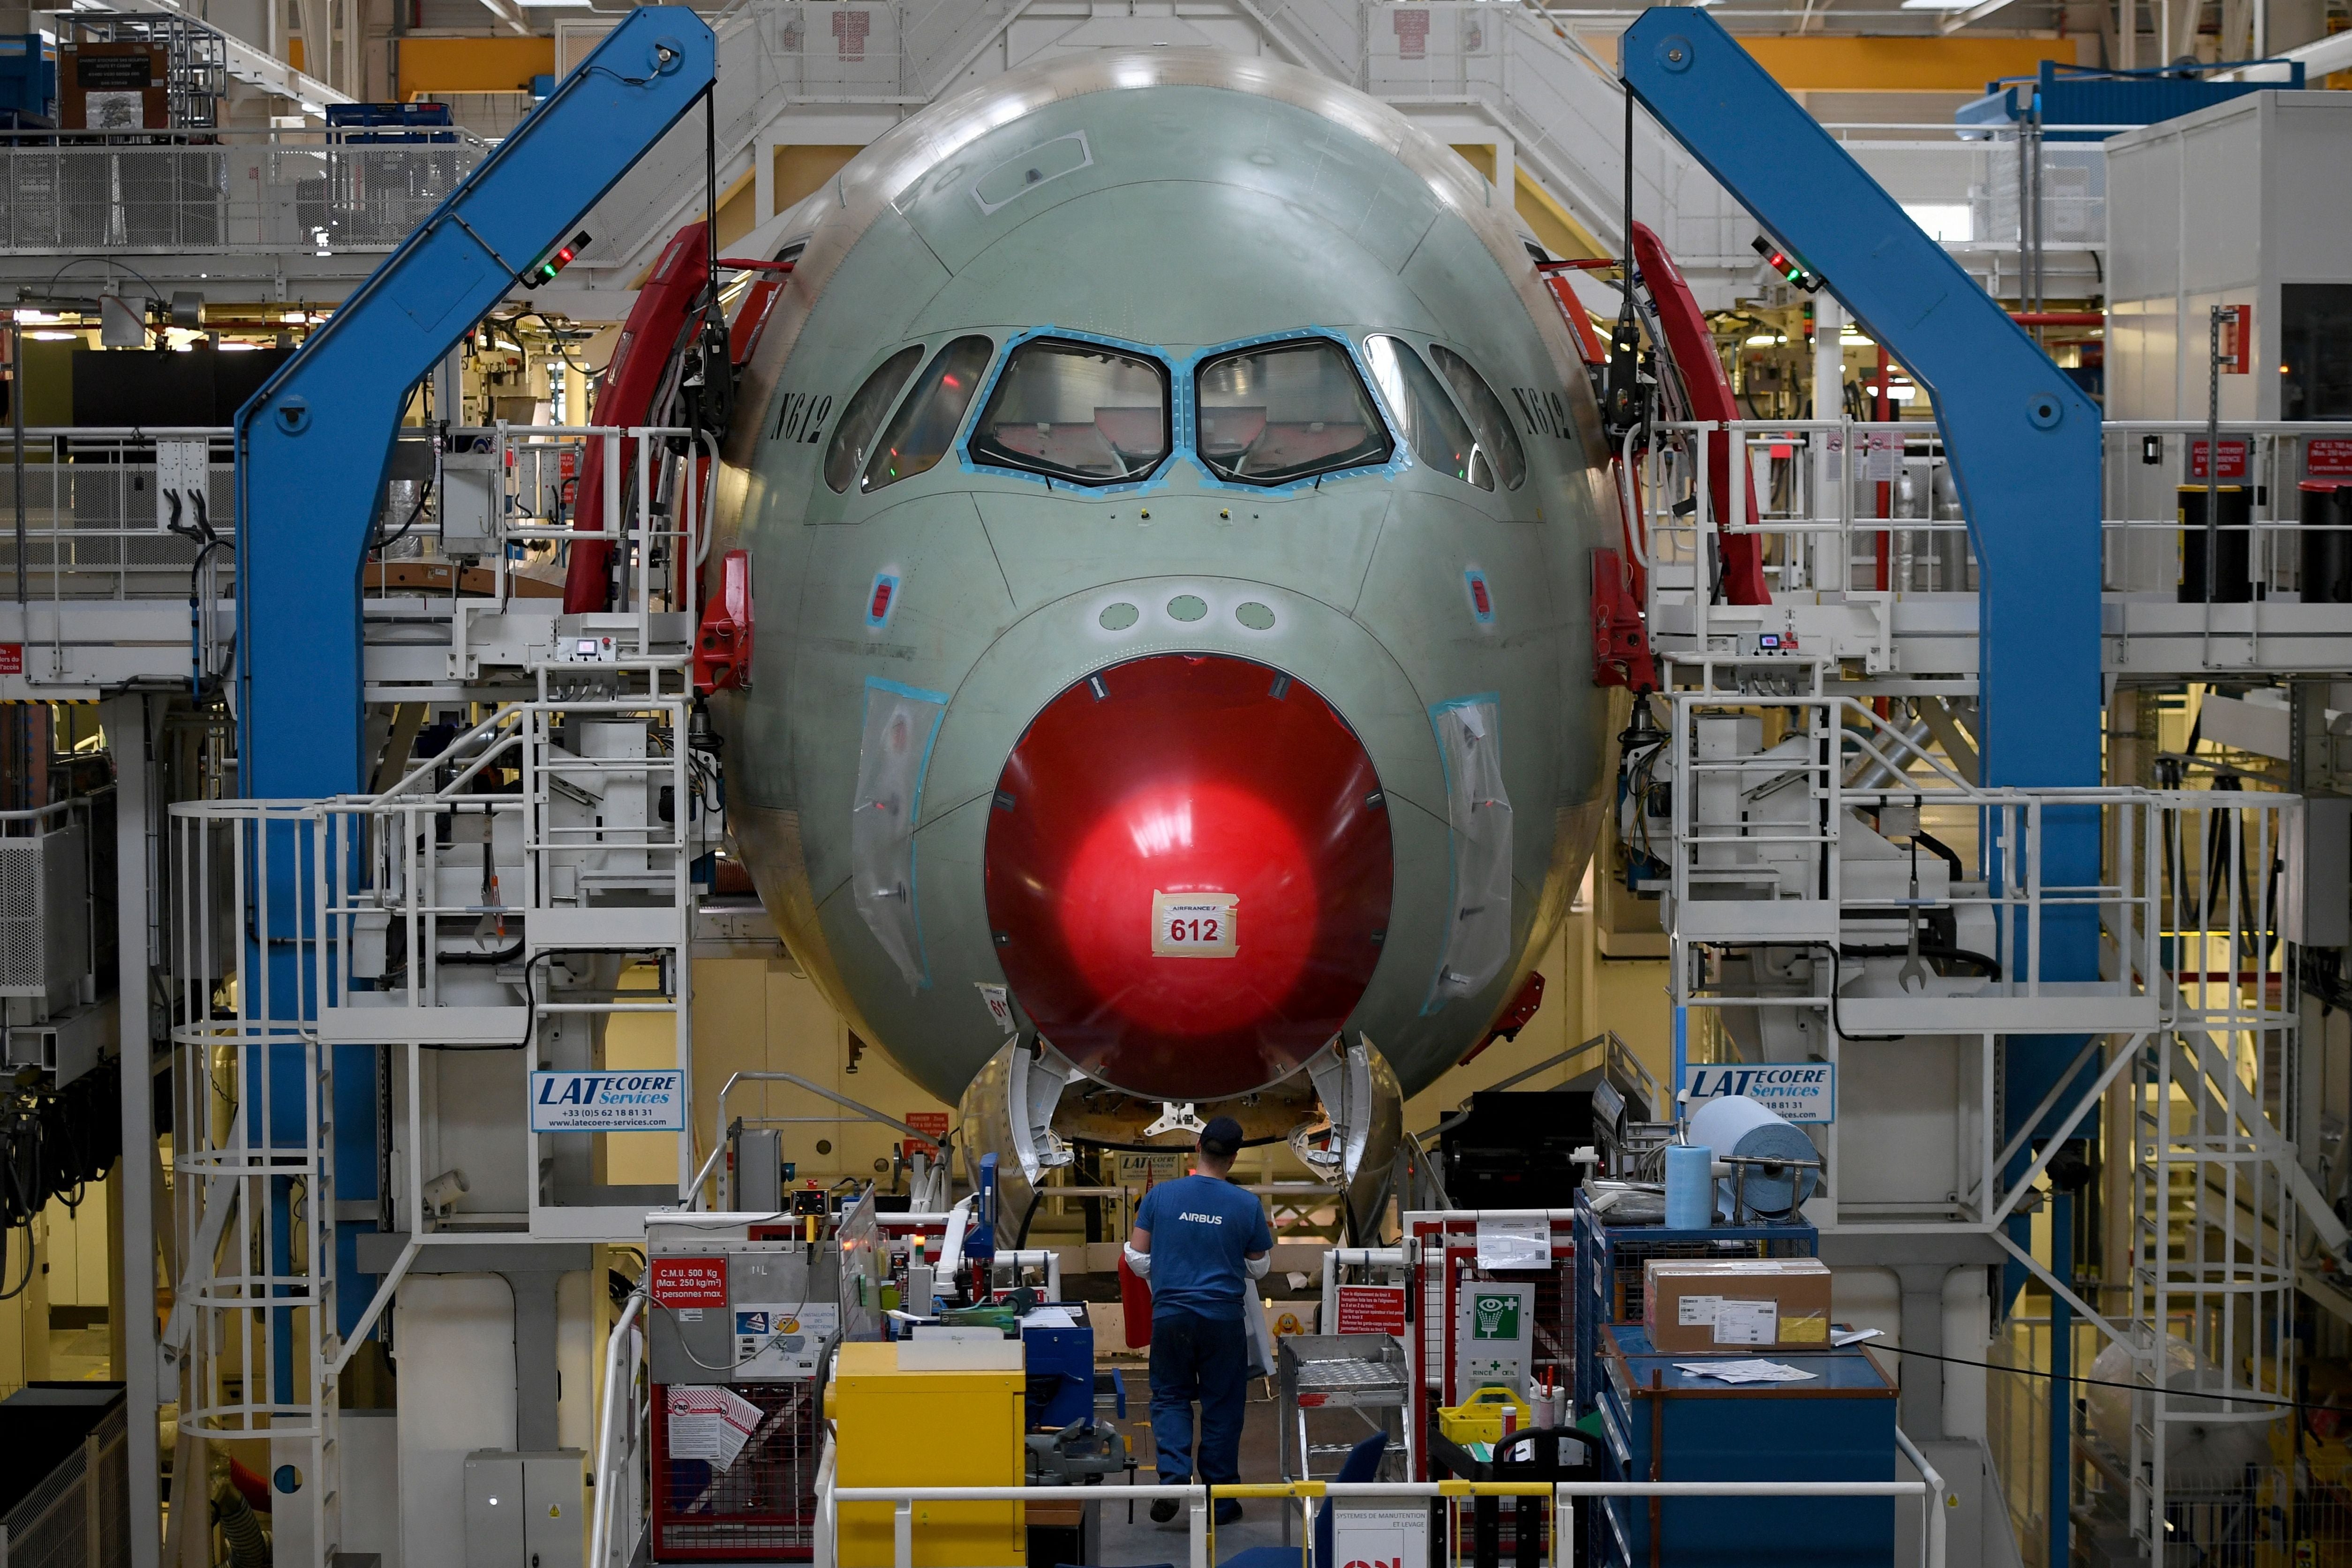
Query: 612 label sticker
xmin=1151 ymin=890 xmax=1238 ymax=958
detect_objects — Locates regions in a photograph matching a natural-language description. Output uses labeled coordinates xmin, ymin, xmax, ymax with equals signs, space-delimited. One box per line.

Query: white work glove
xmin=1244 ymin=1252 xmax=1271 ymax=1280
xmin=1122 ymin=1242 xmax=1152 ymax=1281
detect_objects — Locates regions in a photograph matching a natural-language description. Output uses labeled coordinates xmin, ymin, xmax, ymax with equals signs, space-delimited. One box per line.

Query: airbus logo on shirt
xmin=1179 ymin=1212 xmax=1224 ymax=1224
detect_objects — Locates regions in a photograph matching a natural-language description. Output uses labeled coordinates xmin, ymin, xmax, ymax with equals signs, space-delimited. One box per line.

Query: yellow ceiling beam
xmin=397 ymin=36 xmax=556 ymax=97
xmin=1735 ymin=35 xmax=2069 ymax=94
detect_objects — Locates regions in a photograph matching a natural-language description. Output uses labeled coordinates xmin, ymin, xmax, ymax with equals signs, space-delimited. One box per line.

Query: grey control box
xmin=462 ymin=1449 xmax=584 ymax=1568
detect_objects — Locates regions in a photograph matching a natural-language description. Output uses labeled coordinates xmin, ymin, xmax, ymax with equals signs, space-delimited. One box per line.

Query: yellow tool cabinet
xmin=828 ymin=1342 xmax=1027 ymax=1568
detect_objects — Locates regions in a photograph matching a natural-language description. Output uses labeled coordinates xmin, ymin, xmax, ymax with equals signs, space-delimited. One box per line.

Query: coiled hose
xmin=211 ymin=1474 xmax=271 ymax=1568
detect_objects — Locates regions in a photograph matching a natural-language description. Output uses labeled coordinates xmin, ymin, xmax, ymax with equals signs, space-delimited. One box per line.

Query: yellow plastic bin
xmin=1437 ymin=1384 xmax=1532 ymax=1445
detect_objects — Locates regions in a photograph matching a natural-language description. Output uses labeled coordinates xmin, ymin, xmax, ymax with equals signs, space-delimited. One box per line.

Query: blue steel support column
xmin=1620 ymin=10 xmax=2103 ymax=1136
xmin=226 ymin=11 xmax=715 ymax=1401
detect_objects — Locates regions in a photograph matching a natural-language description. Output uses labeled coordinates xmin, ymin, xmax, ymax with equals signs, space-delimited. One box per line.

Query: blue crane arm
xmin=1620 ymin=8 xmax=2101 ymax=798
xmin=1621 ymin=9 xmax=2101 ymax=1145
xmin=234 ymin=9 xmax=716 ymax=799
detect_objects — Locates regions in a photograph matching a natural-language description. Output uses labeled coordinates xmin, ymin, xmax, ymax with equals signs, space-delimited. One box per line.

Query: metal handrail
xmin=820 ymin=1471 xmax=1946 ymax=1568
xmin=691 ymin=1070 xmax=935 ymax=1208
xmin=588 ymin=1290 xmax=647 ymax=1568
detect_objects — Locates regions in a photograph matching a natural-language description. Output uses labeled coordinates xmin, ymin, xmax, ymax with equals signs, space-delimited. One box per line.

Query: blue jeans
xmin=1148 ymin=1308 xmax=1249 ymax=1485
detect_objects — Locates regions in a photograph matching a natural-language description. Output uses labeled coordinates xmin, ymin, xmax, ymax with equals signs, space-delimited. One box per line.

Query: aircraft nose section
xmin=983 ymin=653 xmax=1394 ymax=1101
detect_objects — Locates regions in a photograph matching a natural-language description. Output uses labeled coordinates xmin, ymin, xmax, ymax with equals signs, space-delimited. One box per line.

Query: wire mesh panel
xmin=0 ymin=435 xmax=232 ymax=600
xmin=0 ymin=135 xmax=485 ymax=252
xmin=0 ymin=1402 xmax=129 ymax=1568
xmin=650 ymin=1382 xmax=824 ymax=1560
xmin=2154 ymin=1463 xmax=2352 ymax=1567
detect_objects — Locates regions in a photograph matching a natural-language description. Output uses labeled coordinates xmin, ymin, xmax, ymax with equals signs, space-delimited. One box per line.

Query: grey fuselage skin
xmin=710 ymin=47 xmax=1617 ymax=1106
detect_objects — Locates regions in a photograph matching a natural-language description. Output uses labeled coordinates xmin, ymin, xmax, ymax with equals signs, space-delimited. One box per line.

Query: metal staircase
xmin=1641 ymin=660 xmax=2322 ymax=1561
xmin=158 ymin=422 xmax=715 ymax=1568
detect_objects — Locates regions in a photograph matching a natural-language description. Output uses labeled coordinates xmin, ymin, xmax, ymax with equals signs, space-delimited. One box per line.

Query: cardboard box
xmin=1642 ymin=1258 xmax=1832 ymax=1352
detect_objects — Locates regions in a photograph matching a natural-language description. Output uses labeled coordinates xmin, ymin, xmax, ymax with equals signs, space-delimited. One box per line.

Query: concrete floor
xmin=1085 ymin=1366 xmax=1394 ymax=1568
xmin=48 ymin=1310 xmax=112 ymax=1382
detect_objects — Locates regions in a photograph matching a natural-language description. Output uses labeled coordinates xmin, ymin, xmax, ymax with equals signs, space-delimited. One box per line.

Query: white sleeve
xmin=1122 ymin=1242 xmax=1152 ymax=1281
xmin=1243 ymin=1251 xmax=1272 ymax=1279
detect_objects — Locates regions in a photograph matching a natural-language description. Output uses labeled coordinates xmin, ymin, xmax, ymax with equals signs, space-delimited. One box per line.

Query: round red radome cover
xmin=983 ymin=654 xmax=1394 ymax=1101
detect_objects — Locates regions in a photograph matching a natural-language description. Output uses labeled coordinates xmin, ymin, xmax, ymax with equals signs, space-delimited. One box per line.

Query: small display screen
xmin=1758 ymin=633 xmax=1780 ymax=648
xmin=576 ymin=639 xmax=598 ymax=656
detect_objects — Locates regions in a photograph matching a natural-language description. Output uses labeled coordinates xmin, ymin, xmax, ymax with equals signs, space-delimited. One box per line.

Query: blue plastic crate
xmin=325 ymin=100 xmax=456 ymax=143
xmin=0 ymin=34 xmax=56 ymax=124
xmin=1957 ymin=60 xmax=2306 ymax=142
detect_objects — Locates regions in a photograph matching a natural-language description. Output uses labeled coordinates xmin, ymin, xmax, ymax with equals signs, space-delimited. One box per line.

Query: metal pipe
xmin=828 ymin=1479 xmax=1932 ymax=1500
xmin=2204 ymin=305 xmax=2224 ymax=629
xmin=2049 ymin=1192 xmax=2073 ymax=1568
xmin=1893 ymin=1426 xmax=1949 ymax=1568
xmin=829 ymin=1473 xmax=1938 ymax=1568
xmin=328 ymin=1236 xmax=421 ymax=1375
xmin=699 ymin=1070 xmax=934 ymax=1206
xmin=1320 ymin=1245 xmax=1405 ymax=1331
xmin=12 ymin=315 xmax=23 ymax=610
xmin=1844 ymin=714 xmax=1934 ymax=790
xmin=587 ymin=1289 xmax=646 ymax=1568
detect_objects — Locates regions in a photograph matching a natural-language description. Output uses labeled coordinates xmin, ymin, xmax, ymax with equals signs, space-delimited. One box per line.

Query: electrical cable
xmin=372 ymin=466 xmax=436 ymax=553
xmin=1836 ymin=942 xmax=2001 ymax=979
xmin=433 ymin=934 xmax=527 ymax=966
xmin=1804 ymin=942 xmax=1915 ymax=1042
xmin=1905 ymin=826 xmax=1964 ymax=880
xmin=509 ymin=311 xmax=610 ymax=377
xmin=417 ymin=950 xmax=551 ymax=1050
xmin=645 ymin=1291 xmax=817 ymax=1374
xmin=35 ymin=255 xmax=173 ymax=315
xmin=0 ymin=1225 xmax=35 ymax=1301
xmin=0 ymin=1058 xmax=117 ymax=1297
xmin=1881 ymin=1342 xmax=2340 ymax=1421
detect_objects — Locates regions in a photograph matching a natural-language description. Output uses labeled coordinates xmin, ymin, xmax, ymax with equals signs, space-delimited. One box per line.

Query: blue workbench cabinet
xmin=1591 ymin=1325 xmax=1895 ymax=1568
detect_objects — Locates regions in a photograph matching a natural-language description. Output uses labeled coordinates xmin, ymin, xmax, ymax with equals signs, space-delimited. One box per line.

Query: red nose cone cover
xmin=984 ymin=654 xmax=1393 ymax=1101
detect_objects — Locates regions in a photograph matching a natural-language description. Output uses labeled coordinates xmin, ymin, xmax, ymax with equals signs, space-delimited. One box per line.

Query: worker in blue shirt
xmin=1123 ymin=1116 xmax=1274 ymax=1525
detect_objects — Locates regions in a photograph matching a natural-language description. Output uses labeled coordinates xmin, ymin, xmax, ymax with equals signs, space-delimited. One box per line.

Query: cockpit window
xmin=1364 ymin=335 xmax=1486 ymax=490
xmin=862 ymin=335 xmax=995 ymax=493
xmin=967 ymin=338 xmax=1170 ymax=485
xmin=1429 ymin=345 xmax=1528 ymax=492
xmin=1194 ymin=338 xmax=1392 ymax=486
xmin=825 ymin=345 xmax=924 ymax=494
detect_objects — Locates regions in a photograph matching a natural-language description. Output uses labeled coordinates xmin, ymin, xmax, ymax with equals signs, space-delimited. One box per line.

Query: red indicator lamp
xmin=523 ymin=230 xmax=593 ymax=289
xmin=1751 ymin=234 xmax=1822 ymax=293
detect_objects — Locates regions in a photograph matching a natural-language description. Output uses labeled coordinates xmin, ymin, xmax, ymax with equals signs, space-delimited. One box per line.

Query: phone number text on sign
xmin=528 ymin=1070 xmax=686 ymax=1132
xmin=1151 ymin=891 xmax=1237 ymax=958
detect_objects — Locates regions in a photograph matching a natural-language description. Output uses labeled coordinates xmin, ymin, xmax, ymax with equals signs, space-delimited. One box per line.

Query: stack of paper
xmin=666 ymin=1385 xmax=768 ymax=1469
xmin=1672 ymin=1359 xmax=1817 ymax=1385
